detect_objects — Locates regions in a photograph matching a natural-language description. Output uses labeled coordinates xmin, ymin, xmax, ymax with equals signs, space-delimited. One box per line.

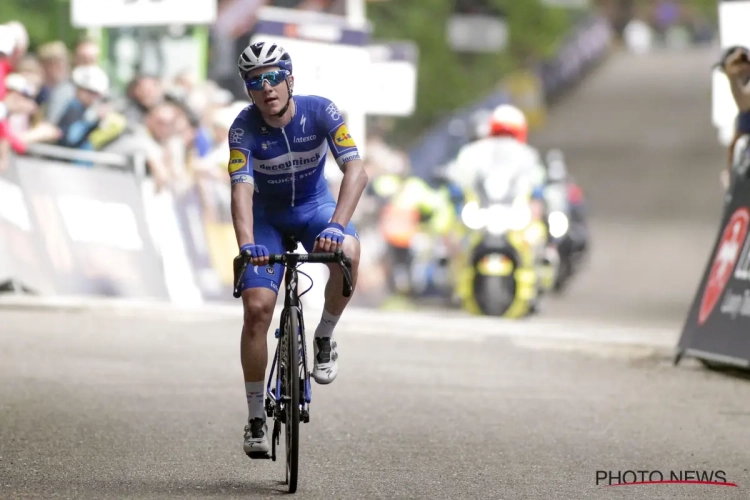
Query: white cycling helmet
xmin=72 ymin=65 xmax=109 ymax=96
xmin=238 ymin=41 xmax=293 ymax=79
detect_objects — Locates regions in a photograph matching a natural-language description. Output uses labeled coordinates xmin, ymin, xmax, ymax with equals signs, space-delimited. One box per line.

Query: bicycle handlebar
xmin=232 ymin=249 xmax=353 ymax=299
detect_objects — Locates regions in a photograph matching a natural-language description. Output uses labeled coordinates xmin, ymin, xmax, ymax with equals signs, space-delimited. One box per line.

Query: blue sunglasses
xmin=245 ymin=70 xmax=290 ymax=91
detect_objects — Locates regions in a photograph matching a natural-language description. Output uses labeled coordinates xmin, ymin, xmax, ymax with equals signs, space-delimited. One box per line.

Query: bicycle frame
xmin=232 ymin=246 xmax=352 ymax=483
xmin=265 ymin=262 xmax=312 ymax=423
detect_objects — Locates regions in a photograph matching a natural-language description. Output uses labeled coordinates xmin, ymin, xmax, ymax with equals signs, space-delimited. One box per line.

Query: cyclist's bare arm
xmin=330 ymin=158 xmax=368 ymax=228
xmin=729 ymin=75 xmax=750 ymax=111
xmin=231 ymin=182 xmax=255 ymax=247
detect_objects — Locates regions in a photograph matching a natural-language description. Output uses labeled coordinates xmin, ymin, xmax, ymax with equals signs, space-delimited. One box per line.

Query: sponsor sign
xmin=678 ymin=175 xmax=750 ymax=366
xmin=0 ymin=163 xmax=54 ymax=293
xmin=255 ymin=142 xmax=327 ymax=175
xmin=71 ymin=0 xmax=217 ymax=27
xmin=10 ymin=155 xmax=168 ymax=298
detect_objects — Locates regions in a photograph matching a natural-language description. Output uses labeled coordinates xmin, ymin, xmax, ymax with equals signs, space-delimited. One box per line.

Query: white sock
xmin=314 ymin=309 xmax=340 ymax=339
xmin=245 ymin=381 xmax=265 ymax=422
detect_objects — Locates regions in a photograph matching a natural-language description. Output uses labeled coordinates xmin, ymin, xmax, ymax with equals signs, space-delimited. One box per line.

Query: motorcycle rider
xmin=448 ymin=104 xmax=558 ymax=299
xmin=448 ymin=104 xmax=546 ymax=204
xmin=379 ymin=172 xmax=460 ymax=296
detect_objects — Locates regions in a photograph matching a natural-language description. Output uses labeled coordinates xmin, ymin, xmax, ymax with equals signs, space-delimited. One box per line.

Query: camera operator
xmin=719 ymin=46 xmax=750 ymax=189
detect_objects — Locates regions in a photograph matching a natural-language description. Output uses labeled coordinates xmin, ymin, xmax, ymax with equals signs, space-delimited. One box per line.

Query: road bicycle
xmin=233 ymin=235 xmax=353 ymax=493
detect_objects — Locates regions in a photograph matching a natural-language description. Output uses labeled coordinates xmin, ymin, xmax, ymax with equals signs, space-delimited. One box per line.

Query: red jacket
xmin=0 ymin=59 xmax=12 ymax=100
xmin=0 ymin=119 xmax=27 ymax=153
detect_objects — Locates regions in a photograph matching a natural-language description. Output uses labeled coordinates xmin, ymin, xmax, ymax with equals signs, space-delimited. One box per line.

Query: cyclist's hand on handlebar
xmin=313 ymin=222 xmax=345 ymax=253
xmin=240 ymin=243 xmax=269 ymax=266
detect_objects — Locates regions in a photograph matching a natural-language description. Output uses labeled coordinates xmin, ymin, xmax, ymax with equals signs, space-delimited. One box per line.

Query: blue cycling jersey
xmin=227 ymin=95 xmax=361 ymax=207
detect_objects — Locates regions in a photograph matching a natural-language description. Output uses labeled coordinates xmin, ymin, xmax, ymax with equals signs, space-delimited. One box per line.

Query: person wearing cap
xmin=719 ymin=46 xmax=750 ymax=189
xmin=58 ymin=65 xmax=127 ymax=153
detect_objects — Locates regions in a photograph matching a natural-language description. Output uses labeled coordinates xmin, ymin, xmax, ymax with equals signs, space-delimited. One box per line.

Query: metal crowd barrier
xmin=0 ymin=146 xmax=176 ymax=301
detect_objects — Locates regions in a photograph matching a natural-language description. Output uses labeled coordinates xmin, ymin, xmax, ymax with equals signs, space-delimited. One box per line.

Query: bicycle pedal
xmin=246 ymin=451 xmax=272 ymax=460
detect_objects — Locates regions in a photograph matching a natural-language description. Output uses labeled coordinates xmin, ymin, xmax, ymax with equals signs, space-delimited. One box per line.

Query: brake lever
xmin=233 ymin=254 xmax=249 ymax=299
xmin=335 ymin=250 xmax=353 ymax=298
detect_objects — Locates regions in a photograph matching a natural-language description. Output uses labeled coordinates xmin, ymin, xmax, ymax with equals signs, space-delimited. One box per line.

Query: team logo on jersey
xmin=300 ymin=115 xmax=307 ymax=133
xmin=326 ymin=102 xmax=341 ymax=121
xmin=260 ymin=125 xmax=270 ymax=136
xmin=228 ymin=149 xmax=248 ymax=173
xmin=294 ymin=135 xmax=317 ymax=144
xmin=334 ymin=124 xmax=356 ymax=149
xmin=229 ymin=128 xmax=244 ymax=144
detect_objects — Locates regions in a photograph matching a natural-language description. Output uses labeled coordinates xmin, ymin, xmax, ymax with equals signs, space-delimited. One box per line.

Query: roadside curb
xmin=0 ymin=295 xmax=678 ymax=351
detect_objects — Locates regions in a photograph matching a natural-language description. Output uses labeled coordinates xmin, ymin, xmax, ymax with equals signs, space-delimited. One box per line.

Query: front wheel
xmin=285 ymin=311 xmax=300 ymax=493
xmin=473 ymin=274 xmax=515 ymax=317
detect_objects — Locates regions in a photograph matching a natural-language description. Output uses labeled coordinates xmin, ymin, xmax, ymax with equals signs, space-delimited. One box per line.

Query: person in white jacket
xmin=449 ymin=104 xmax=547 ymax=205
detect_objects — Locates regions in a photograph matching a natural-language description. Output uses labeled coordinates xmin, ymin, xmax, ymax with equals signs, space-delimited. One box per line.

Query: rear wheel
xmin=285 ymin=310 xmax=300 ymax=493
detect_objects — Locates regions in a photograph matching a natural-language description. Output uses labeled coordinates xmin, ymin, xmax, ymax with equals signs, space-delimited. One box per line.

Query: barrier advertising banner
xmin=11 ymin=156 xmax=169 ymax=299
xmin=677 ymin=175 xmax=750 ymax=367
xmin=172 ymin=185 xmax=234 ymax=301
xmin=0 ymin=164 xmax=55 ymax=293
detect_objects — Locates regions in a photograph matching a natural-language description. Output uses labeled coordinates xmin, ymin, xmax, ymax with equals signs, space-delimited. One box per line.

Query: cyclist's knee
xmin=328 ymin=236 xmax=360 ymax=273
xmin=242 ymin=287 xmax=277 ymax=334
xmin=342 ymin=236 xmax=360 ymax=270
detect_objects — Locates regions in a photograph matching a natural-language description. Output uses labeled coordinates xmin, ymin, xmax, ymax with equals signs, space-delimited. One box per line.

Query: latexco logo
xmin=596 ymin=470 xmax=737 ymax=487
xmin=698 ymin=207 xmax=750 ymax=325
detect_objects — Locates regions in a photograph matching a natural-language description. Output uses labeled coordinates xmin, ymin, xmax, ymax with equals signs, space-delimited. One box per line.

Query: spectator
xmin=105 ymin=102 xmax=179 ymax=191
xmin=36 ymin=41 xmax=76 ymax=125
xmin=5 ymin=65 xmax=38 ymax=134
xmin=73 ymin=38 xmax=101 ymax=68
xmin=0 ymin=25 xmax=16 ymax=99
xmin=57 ymin=64 xmax=109 ymax=142
xmin=173 ymin=69 xmax=196 ymax=96
xmin=719 ymin=46 xmax=750 ymax=187
xmin=120 ymin=73 xmax=164 ymax=125
xmin=59 ymin=65 xmax=127 ymax=153
xmin=0 ymin=73 xmax=37 ymax=170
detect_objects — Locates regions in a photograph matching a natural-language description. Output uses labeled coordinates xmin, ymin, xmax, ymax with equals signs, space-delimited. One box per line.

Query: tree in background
xmin=368 ymin=0 xmax=572 ymax=140
xmin=0 ymin=0 xmax=81 ymax=50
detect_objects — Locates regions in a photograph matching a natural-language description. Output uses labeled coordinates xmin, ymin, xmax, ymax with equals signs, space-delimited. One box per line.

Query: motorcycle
xmin=378 ymin=199 xmax=453 ymax=299
xmin=543 ymin=181 xmax=589 ymax=292
xmin=455 ymin=173 xmax=555 ymax=317
xmin=542 ymin=149 xmax=590 ymax=293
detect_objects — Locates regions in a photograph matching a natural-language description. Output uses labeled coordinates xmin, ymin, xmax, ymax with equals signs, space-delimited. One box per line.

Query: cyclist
xmin=228 ymin=42 xmax=368 ymax=455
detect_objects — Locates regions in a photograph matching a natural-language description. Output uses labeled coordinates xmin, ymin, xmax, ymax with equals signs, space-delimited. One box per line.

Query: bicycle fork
xmin=266 ymin=309 xmax=312 ymax=423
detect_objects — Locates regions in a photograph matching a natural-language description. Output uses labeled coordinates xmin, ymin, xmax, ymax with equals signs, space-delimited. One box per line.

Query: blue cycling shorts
xmin=240 ymin=191 xmax=358 ymax=294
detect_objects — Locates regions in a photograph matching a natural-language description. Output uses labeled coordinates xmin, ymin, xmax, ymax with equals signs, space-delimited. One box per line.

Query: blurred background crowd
xmin=0 ymin=0 xmax=722 ymax=308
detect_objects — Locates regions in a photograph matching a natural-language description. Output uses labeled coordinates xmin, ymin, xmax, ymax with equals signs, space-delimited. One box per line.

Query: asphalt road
xmin=531 ymin=46 xmax=726 ymax=327
xmin=1 ymin=307 xmax=749 ymax=499
xmin=2 ymin=46 xmax=744 ymax=500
